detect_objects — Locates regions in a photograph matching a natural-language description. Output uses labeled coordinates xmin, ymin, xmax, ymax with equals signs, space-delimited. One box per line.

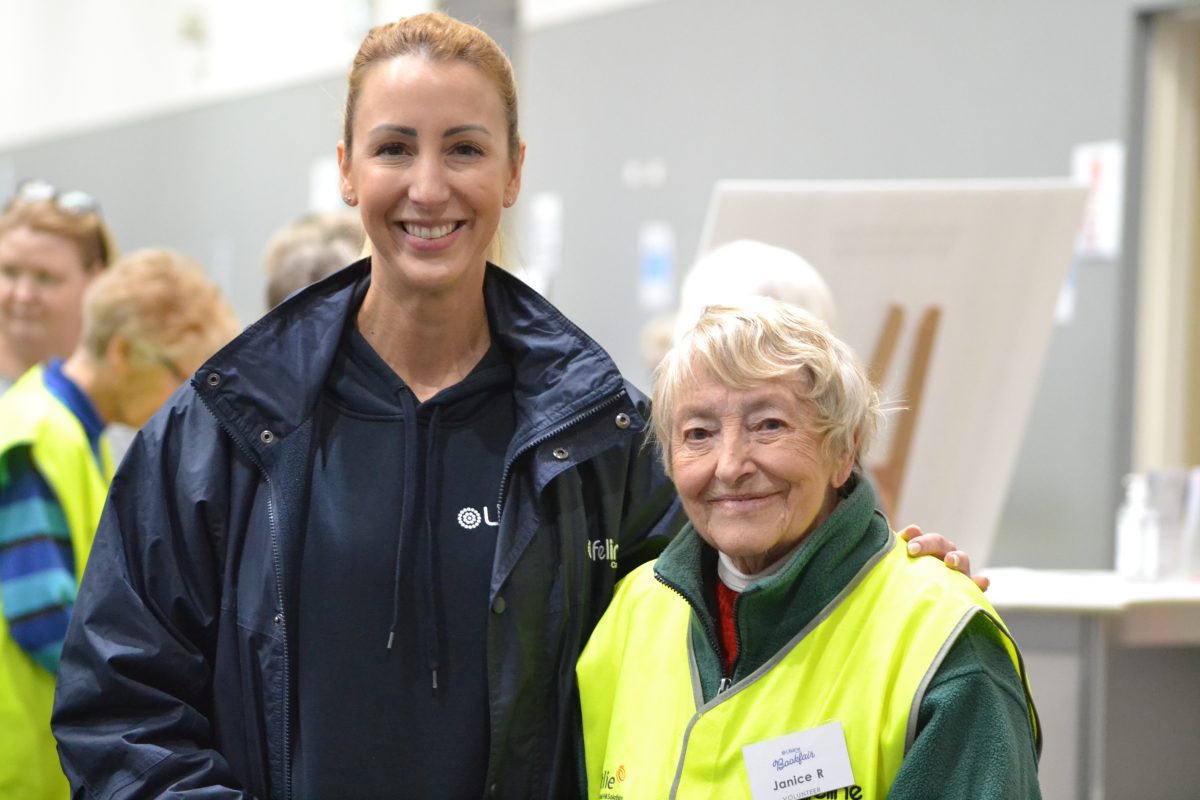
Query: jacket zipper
xmin=265 ymin=492 xmax=290 ymax=800
xmin=653 ymin=573 xmax=733 ymax=695
xmin=494 ymin=389 xmax=627 ymax=515
xmin=195 ymin=390 xmax=292 ymax=800
xmin=722 ymin=593 xmax=746 ymax=695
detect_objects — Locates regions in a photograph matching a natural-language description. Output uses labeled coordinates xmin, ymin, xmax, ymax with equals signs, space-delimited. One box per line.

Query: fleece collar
xmin=654 ymin=473 xmax=890 ymax=686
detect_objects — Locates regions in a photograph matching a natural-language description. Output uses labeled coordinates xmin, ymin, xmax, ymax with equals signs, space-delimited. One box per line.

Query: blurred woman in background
xmin=0 ymin=180 xmax=117 ymax=394
xmin=263 ymin=210 xmax=364 ymax=308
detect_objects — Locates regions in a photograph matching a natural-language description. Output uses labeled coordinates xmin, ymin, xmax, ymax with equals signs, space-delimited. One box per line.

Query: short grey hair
xmin=652 ymin=297 xmax=882 ymax=473
xmin=672 ymin=240 xmax=837 ymax=343
xmin=264 ymin=211 xmax=364 ymax=307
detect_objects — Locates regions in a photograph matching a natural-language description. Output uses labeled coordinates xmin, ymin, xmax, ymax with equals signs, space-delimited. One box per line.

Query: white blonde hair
xmin=653 ymin=297 xmax=880 ymax=473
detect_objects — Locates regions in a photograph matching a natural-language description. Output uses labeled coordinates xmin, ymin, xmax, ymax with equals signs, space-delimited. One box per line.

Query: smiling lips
xmin=401 ymin=221 xmax=462 ymax=240
xmin=709 ymin=492 xmax=777 ymax=514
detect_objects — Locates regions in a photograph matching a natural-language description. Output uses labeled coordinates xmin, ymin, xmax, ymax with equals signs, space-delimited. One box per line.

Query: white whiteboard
xmin=697 ymin=179 xmax=1088 ymax=565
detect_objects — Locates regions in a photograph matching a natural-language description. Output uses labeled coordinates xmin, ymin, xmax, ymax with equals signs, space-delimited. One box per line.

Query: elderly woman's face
xmin=670 ymin=372 xmax=854 ymax=574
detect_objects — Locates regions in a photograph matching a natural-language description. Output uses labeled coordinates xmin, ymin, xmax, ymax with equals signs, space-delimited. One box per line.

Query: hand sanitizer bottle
xmin=1116 ymin=473 xmax=1159 ymax=580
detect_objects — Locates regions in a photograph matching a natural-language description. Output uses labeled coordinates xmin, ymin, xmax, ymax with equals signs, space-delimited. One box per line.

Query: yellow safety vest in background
xmin=578 ymin=537 xmax=1037 ymax=800
xmin=0 ymin=365 xmax=114 ymax=800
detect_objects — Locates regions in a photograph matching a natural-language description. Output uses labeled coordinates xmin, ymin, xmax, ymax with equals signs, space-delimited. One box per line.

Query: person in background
xmin=0 ymin=180 xmax=117 ymax=395
xmin=0 ymin=249 xmax=238 ymax=800
xmin=579 ymin=298 xmax=1040 ymax=799
xmin=263 ymin=210 xmax=364 ymax=308
xmin=52 ymin=13 xmax=974 ymax=799
xmin=640 ymin=240 xmax=835 ymax=373
xmin=674 ymin=239 xmax=838 ymax=341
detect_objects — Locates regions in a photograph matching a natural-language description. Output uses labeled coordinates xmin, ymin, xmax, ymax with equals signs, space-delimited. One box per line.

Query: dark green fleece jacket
xmin=651 ymin=473 xmax=1041 ymax=799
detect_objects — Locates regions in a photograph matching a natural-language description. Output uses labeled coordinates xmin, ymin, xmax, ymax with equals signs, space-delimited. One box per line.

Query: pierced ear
xmin=337 ymin=141 xmax=355 ymax=205
xmin=504 ymin=140 xmax=526 ymax=208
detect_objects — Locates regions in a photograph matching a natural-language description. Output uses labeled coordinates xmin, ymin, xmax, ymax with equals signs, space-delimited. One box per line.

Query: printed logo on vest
xmin=597 ymin=764 xmax=627 ymax=800
xmin=587 ymin=538 xmax=620 ymax=569
xmin=457 ymin=505 xmax=500 ymax=530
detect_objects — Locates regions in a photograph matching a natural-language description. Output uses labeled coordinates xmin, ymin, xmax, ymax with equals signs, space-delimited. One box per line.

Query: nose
xmin=713 ymin=429 xmax=755 ymax=485
xmin=10 ymin=272 xmax=40 ymax=303
xmin=409 ymin=153 xmax=451 ymax=208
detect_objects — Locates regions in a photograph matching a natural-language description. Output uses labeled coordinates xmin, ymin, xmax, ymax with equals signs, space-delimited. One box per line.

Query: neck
xmin=356 ymin=278 xmax=491 ymax=402
xmin=0 ymin=333 xmax=54 ymax=379
xmin=61 ymin=352 xmax=111 ymax=424
xmin=718 ymin=540 xmax=804 ymax=592
xmin=0 ymin=346 xmax=27 ymax=380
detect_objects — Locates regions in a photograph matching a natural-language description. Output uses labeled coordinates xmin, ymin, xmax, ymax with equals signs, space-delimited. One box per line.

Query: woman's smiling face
xmin=669 ymin=370 xmax=854 ymax=574
xmin=338 ymin=54 xmax=523 ymax=297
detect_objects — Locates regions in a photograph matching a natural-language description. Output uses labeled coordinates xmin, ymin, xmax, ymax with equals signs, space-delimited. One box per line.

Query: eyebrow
xmin=674 ymin=394 xmax=792 ymax=422
xmin=367 ymin=124 xmax=492 ymax=138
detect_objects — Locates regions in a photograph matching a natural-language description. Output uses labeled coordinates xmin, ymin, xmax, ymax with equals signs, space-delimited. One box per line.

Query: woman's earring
xmin=343 ymin=193 xmax=357 ymax=207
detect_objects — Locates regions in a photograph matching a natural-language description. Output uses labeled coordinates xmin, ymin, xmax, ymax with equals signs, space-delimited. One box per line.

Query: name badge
xmin=742 ymin=721 xmax=855 ymax=800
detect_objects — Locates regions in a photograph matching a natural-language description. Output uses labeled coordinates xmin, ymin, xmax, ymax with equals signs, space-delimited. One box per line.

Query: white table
xmin=983 ymin=568 xmax=1200 ymax=800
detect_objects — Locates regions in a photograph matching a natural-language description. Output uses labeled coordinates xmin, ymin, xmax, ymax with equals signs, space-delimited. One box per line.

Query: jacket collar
xmin=193 ymin=259 xmax=633 ymax=462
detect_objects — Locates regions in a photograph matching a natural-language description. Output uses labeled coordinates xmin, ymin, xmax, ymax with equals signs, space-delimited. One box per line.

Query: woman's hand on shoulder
xmin=899 ymin=525 xmax=989 ymax=592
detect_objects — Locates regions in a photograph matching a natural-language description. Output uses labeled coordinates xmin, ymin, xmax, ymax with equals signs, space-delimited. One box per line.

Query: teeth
xmin=403 ymin=222 xmax=457 ymax=239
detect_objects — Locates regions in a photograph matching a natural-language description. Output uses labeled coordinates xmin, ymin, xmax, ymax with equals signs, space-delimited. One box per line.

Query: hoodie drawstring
xmin=422 ymin=405 xmax=443 ymax=691
xmin=385 ymin=390 xmax=445 ymax=694
xmin=386 ymin=389 xmax=420 ymax=654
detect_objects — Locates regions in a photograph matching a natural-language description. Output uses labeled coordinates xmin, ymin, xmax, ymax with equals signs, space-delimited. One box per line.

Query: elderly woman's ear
xmin=831 ymin=448 xmax=856 ymax=489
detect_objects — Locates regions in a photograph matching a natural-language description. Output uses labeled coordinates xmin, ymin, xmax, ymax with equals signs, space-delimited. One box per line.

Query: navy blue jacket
xmin=52 ymin=261 xmax=683 ymax=799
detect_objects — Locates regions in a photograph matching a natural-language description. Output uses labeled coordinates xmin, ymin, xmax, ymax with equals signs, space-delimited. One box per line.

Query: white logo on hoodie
xmin=457 ymin=506 xmax=500 ymax=530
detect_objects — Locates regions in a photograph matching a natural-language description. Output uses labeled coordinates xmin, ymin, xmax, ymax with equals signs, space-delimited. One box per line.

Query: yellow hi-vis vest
xmin=0 ymin=365 xmax=114 ymax=800
xmin=578 ymin=535 xmax=1038 ymax=800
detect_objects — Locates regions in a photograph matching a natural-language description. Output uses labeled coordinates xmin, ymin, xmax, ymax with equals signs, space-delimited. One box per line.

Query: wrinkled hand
xmin=898 ymin=524 xmax=989 ymax=592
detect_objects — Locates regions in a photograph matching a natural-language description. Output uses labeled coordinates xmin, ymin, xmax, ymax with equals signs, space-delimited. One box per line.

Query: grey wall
xmin=0 ymin=75 xmax=348 ymax=326
xmin=517 ymin=0 xmax=1152 ymax=569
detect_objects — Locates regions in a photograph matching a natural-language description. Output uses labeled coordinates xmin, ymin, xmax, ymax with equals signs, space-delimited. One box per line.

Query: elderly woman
xmin=0 ymin=248 xmax=237 ymax=800
xmin=579 ymin=299 xmax=1040 ymax=799
xmin=0 ymin=181 xmax=118 ymax=394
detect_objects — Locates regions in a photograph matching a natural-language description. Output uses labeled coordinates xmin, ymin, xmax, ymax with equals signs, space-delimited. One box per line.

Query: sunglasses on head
xmin=8 ymin=178 xmax=102 ymax=217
